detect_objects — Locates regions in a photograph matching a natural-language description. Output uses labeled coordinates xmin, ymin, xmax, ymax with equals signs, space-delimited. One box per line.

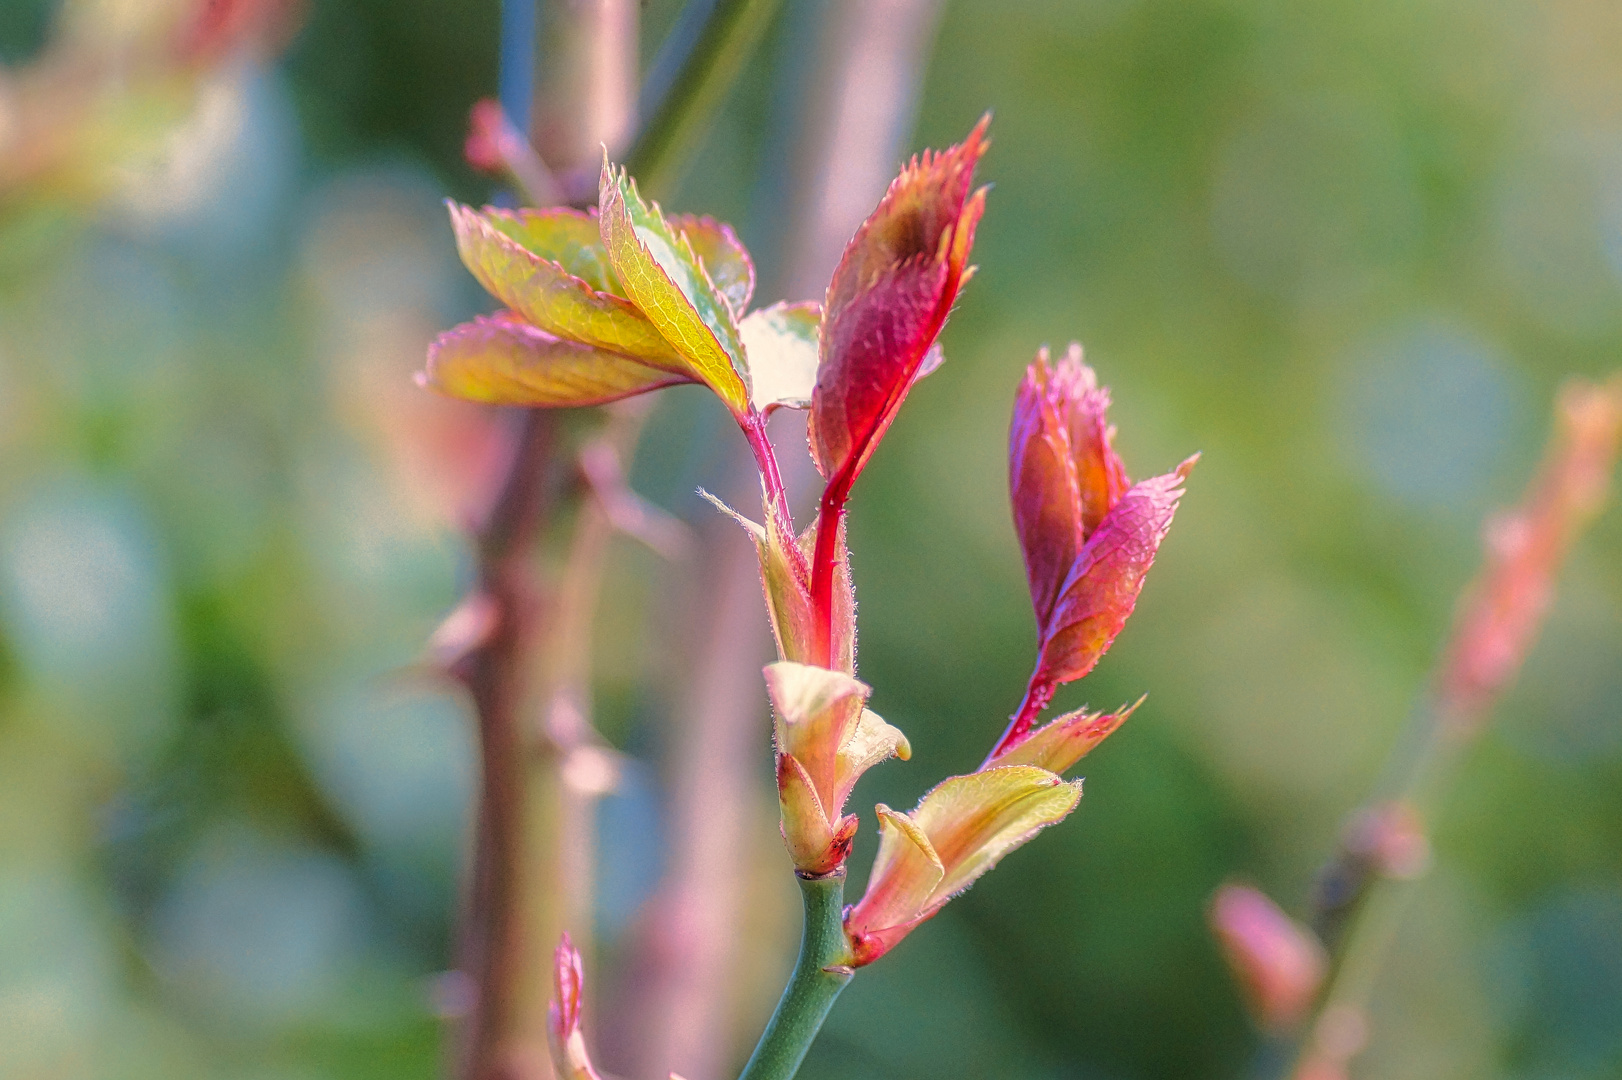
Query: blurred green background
xmin=3 ymin=0 xmax=1622 ymax=1078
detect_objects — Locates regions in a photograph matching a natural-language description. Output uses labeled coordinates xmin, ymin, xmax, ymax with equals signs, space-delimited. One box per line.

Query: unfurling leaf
xmin=422 ymin=312 xmax=692 ymax=407
xmin=765 ymin=661 xmax=907 ymax=874
xmin=777 ymin=753 xmax=849 ymax=872
xmin=1009 ymin=344 xmax=1129 ymax=628
xmin=913 ymin=765 xmax=1081 ymax=900
xmin=1033 ymin=458 xmax=1195 ymax=690
xmin=801 ymin=514 xmax=858 ymax=676
xmin=844 ymin=765 xmax=1080 ymax=966
xmin=599 ymin=159 xmax=751 ymax=416
xmin=767 ymin=661 xmax=867 ymax=793
xmin=757 ymin=506 xmax=817 ymax=664
xmin=845 ymin=806 xmax=943 ymax=964
xmin=996 ymin=343 xmax=1196 ymax=754
xmin=702 ymin=491 xmax=856 ymax=672
xmin=984 ymin=698 xmax=1140 ymax=774
xmin=809 ymin=115 xmax=989 ymax=494
xmin=447 ymin=202 xmax=681 ymax=367
xmin=740 ymin=301 xmax=822 ymax=413
xmin=833 ymin=708 xmax=911 ymax=812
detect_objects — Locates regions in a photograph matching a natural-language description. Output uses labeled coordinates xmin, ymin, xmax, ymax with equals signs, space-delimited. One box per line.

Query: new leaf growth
xmin=993 ymin=344 xmax=1196 ymax=760
xmin=421 ymin=116 xmax=1198 ymax=1068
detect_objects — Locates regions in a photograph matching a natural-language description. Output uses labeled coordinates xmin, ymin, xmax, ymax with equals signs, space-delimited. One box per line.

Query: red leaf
xmin=1032 ymin=458 xmax=1195 ymax=689
xmin=1009 ymin=344 xmax=1130 ymax=628
xmin=809 ymin=116 xmax=989 ymax=493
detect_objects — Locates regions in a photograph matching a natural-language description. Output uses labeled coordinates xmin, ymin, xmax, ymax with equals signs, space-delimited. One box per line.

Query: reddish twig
xmin=455 ymin=410 xmax=560 ymax=1080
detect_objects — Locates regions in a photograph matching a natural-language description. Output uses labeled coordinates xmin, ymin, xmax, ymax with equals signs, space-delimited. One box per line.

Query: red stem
xmin=983 ymin=672 xmax=1054 ymax=767
xmin=808 ymin=480 xmax=849 ymax=670
xmin=742 ymin=412 xmax=793 ymax=531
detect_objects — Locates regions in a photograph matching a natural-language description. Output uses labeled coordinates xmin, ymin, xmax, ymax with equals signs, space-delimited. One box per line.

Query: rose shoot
xmin=422 ymin=116 xmax=1197 ymax=1077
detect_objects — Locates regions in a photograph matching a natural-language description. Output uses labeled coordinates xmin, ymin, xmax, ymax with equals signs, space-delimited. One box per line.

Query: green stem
xmin=627 ymin=0 xmax=784 ymax=195
xmin=737 ymin=869 xmax=855 ymax=1080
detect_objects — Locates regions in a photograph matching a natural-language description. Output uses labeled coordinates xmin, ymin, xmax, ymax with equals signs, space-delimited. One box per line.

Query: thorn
xmin=561 ymin=743 xmax=622 ymax=797
xmin=427 ymin=591 xmax=501 ymax=670
xmin=580 ymin=439 xmax=693 ymax=560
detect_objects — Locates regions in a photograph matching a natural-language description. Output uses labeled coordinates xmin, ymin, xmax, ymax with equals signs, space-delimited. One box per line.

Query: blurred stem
xmin=1278 ymin=379 xmax=1622 ymax=1078
xmin=626 ymin=0 xmax=784 ymax=194
xmin=1279 ymin=716 xmax=1462 ymax=1080
xmin=457 ymin=411 xmax=558 ymax=1080
xmin=534 ymin=0 xmax=639 ymax=176
xmin=457 ymin=0 xmax=793 ymax=1069
xmin=500 ymin=0 xmax=537 ymax=134
xmin=736 ymin=870 xmax=854 ymax=1080
xmin=514 ymin=401 xmax=655 ymax=1049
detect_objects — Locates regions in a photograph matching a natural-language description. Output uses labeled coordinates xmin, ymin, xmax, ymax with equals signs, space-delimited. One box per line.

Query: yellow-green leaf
xmin=845 ymin=766 xmax=1078 ymax=966
xmin=860 ymin=805 xmax=945 ymax=928
xmin=764 ymin=660 xmax=868 ymax=797
xmin=833 ymin=708 xmax=910 ymax=810
xmin=423 ymin=313 xmax=692 ymax=406
xmin=448 ymin=202 xmax=683 ymax=368
xmin=598 ymin=161 xmax=750 ymax=415
xmin=913 ymin=766 xmax=1081 ymax=900
xmin=670 ymin=213 xmax=755 ymax=317
xmin=740 ymin=302 xmax=821 ymax=413
xmin=478 ymin=205 xmax=620 ymax=293
xmin=759 ymin=504 xmax=816 ymax=662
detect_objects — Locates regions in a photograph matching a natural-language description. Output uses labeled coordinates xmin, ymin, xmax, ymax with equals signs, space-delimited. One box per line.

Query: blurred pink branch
xmin=1270 ymin=375 xmax=1622 ymax=1080
xmin=1434 ymin=377 xmax=1622 ymax=730
xmin=446 ymin=4 xmax=644 ymax=1076
xmin=466 ymin=98 xmax=566 ymax=208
